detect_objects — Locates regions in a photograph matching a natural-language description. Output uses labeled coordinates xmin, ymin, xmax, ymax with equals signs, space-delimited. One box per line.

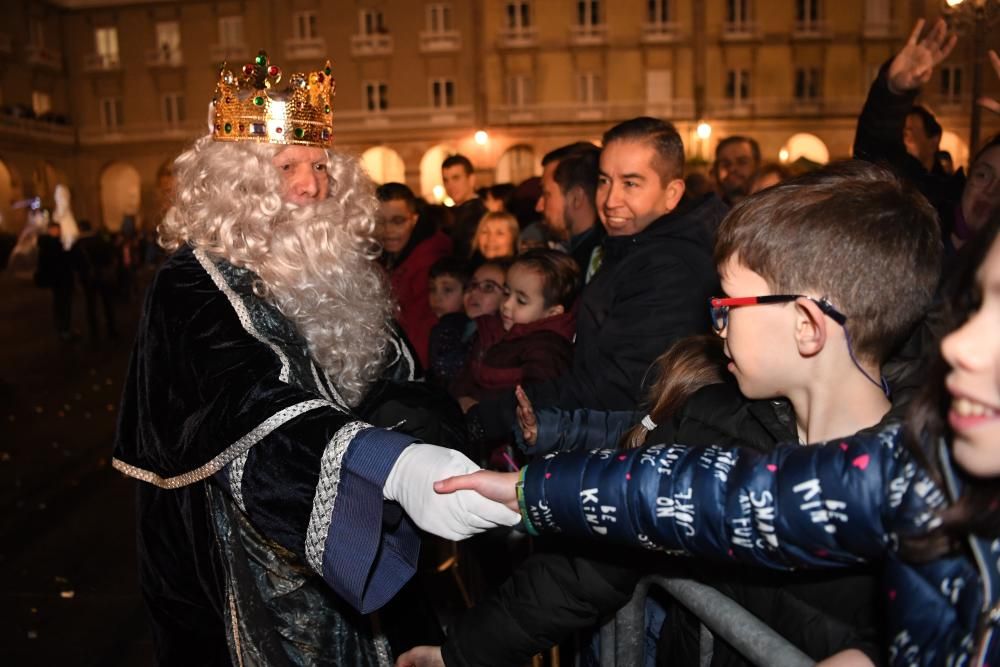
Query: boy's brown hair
xmin=512 ymin=249 xmax=581 ymax=310
xmin=714 ymin=160 xmax=941 ymax=364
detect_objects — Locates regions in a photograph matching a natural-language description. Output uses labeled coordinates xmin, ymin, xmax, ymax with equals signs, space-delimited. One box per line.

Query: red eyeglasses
xmin=709 ymin=294 xmax=847 ymax=333
xmin=707 ymin=294 xmax=888 ymax=397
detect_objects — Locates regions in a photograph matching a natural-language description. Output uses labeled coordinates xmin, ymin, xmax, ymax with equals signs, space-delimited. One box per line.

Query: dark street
xmin=0 ymin=268 xmax=153 ymax=666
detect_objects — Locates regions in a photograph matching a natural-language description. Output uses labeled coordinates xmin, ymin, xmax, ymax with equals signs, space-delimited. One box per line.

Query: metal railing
xmin=599 ymin=575 xmax=814 ymax=667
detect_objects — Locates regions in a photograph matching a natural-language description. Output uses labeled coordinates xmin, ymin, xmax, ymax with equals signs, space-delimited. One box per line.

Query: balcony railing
xmin=792 ymin=19 xmax=829 ymax=37
xmin=488 ymin=99 xmax=696 ymax=125
xmin=286 ymin=37 xmax=327 ymax=60
xmin=0 ymin=114 xmax=74 ymax=144
xmin=498 ymin=26 xmax=538 ymax=48
xmin=83 ymin=53 xmax=121 ymax=73
xmin=145 ymin=47 xmax=183 ymax=68
xmin=350 ymin=33 xmax=392 ymax=57
xmin=209 ymin=43 xmax=249 ymax=64
xmin=721 ymin=21 xmax=759 ymax=39
xmin=641 ymin=21 xmax=681 ymax=43
xmin=569 ymin=23 xmax=608 ymax=46
xmin=334 ymin=104 xmax=473 ymax=131
xmin=706 ymin=96 xmax=866 ymax=118
xmin=25 ymin=44 xmax=63 ymax=70
xmin=419 ymin=30 xmax=461 ymax=53
xmin=78 ymin=120 xmax=203 ymax=146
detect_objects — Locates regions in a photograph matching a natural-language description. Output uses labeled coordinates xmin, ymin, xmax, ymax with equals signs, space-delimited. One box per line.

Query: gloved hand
xmin=383 ymin=444 xmax=521 ymax=541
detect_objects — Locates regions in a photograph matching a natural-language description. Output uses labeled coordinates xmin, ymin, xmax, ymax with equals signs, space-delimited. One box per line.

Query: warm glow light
xmin=779 ymin=149 xmax=790 ymax=162
xmin=696 ymin=122 xmax=712 ymax=140
xmin=474 ymin=130 xmax=489 ymax=145
xmin=432 ymin=184 xmax=446 ymax=202
xmin=946 ymin=0 xmax=965 ymax=7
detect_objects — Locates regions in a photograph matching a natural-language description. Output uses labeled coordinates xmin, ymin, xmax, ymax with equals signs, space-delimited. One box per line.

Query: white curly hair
xmin=159 ymin=136 xmax=395 ymax=407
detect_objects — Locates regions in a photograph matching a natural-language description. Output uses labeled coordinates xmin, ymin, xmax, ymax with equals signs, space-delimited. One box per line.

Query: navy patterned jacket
xmin=520 ymin=424 xmax=1000 ymax=666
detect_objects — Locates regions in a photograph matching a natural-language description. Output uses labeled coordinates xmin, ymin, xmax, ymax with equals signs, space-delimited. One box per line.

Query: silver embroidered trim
xmin=305 ymin=420 xmax=371 ymax=574
xmin=387 ymin=335 xmax=416 ymax=382
xmin=322 ymin=368 xmax=350 ymax=409
xmin=112 ymin=399 xmax=333 ymax=489
xmin=310 ymin=360 xmax=335 ymax=403
xmin=374 ymin=632 xmax=393 ymax=667
xmin=641 ymin=414 xmax=657 ymax=431
xmin=193 ymin=248 xmax=292 ymax=383
xmin=229 ymin=450 xmax=249 ymax=513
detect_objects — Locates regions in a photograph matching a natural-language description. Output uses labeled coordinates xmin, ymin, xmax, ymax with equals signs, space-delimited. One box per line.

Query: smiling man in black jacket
xmin=468 ymin=117 xmax=726 ymax=443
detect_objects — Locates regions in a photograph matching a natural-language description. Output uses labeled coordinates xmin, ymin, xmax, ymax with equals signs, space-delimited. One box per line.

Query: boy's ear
xmin=545 ymin=304 xmax=565 ymax=318
xmin=793 ymin=298 xmax=828 ymax=357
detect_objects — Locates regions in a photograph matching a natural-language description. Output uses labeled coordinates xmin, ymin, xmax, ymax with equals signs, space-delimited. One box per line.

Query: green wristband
xmin=516 ymin=466 xmax=538 ymax=536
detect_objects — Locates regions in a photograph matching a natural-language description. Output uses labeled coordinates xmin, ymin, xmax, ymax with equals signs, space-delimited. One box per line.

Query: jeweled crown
xmin=212 ymin=51 xmax=335 ymax=148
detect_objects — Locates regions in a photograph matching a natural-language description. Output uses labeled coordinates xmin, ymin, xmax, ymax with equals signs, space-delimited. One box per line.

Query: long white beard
xmin=249 ymin=199 xmax=394 ymax=407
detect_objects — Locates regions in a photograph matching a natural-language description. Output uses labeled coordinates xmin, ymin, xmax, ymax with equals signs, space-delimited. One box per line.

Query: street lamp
xmin=942 ymin=0 xmax=1000 ymax=152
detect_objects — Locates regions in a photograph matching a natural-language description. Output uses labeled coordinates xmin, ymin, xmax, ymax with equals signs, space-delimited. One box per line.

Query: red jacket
xmin=452 ymin=310 xmax=576 ymax=402
xmin=388 ymin=230 xmax=453 ymax=369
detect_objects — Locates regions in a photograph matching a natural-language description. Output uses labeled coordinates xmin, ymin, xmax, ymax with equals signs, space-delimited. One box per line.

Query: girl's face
xmin=477 ymin=220 xmax=515 ymax=259
xmin=464 ymin=264 xmax=506 ymax=319
xmin=941 ymin=235 xmax=1000 ymax=476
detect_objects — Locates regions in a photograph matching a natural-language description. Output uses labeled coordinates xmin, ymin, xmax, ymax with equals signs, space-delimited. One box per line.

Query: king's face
xmin=272 ymin=145 xmax=330 ymax=205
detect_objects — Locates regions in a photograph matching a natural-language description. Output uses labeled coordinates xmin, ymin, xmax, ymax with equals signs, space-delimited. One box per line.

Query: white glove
xmin=383 ymin=444 xmax=521 ymax=541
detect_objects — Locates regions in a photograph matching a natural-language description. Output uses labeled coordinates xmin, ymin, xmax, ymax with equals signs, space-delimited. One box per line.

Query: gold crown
xmin=212 ymin=50 xmax=335 ymax=148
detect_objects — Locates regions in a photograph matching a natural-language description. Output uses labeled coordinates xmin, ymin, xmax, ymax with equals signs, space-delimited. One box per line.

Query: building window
xmin=506 ymin=74 xmax=533 ymax=107
xmin=365 ymin=81 xmax=388 ymax=112
xmin=725 ymin=69 xmax=751 ymax=104
xmin=647 ymin=0 xmax=671 ymax=23
xmin=796 ymin=0 xmax=821 ymax=29
xmin=359 ymin=9 xmax=386 ymax=35
xmin=430 ymin=78 xmax=455 ymax=109
xmin=156 ymin=21 xmax=181 ymax=61
xmin=218 ymin=16 xmax=244 ymax=46
xmin=576 ymin=72 xmax=604 ymax=105
xmin=576 ymin=0 xmax=602 ymax=27
xmin=100 ymin=97 xmax=123 ymax=130
xmin=95 ymin=26 xmax=119 ymax=66
xmin=426 ymin=4 xmax=452 ymax=33
xmin=294 ymin=11 xmax=318 ymax=40
xmin=794 ymin=67 xmax=821 ymax=101
xmin=32 ymin=91 xmax=51 ymax=117
xmin=727 ymin=0 xmax=750 ymax=24
xmin=505 ymin=1 xmax=532 ymax=30
xmin=162 ymin=93 xmax=185 ymax=126
xmin=941 ymin=66 xmax=962 ymax=103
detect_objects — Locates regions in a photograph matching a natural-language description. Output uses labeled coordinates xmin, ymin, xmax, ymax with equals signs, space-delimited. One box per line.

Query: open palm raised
xmin=887 ymin=18 xmax=958 ymax=94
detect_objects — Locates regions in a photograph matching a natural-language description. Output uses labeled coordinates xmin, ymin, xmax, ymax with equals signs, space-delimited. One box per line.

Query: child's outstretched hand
xmin=514 ymin=385 xmax=538 ymax=446
xmin=980 ymin=50 xmax=1000 ymax=116
xmin=435 ymin=470 xmax=520 ymax=513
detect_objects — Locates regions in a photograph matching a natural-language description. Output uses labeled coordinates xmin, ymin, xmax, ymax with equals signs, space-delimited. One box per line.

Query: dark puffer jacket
xmin=472 ymin=194 xmax=726 ymax=440
xmin=443 ymin=383 xmax=883 ymax=666
xmin=520 ymin=424 xmax=1000 ymax=667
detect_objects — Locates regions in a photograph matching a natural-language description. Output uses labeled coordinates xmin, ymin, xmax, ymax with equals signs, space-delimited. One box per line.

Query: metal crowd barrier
xmin=598 ymin=575 xmax=815 ymax=667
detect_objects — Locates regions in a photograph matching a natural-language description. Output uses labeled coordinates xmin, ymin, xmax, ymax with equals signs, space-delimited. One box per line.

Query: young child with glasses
xmin=404 ymin=161 xmax=949 ymax=667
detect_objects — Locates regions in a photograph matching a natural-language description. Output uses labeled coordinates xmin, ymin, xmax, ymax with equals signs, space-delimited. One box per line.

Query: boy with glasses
xmin=407 ymin=161 xmax=943 ymax=667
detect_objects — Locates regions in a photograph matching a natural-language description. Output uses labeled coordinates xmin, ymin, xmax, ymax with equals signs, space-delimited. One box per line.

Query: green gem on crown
xmin=223 ymin=122 xmax=232 ymax=133
xmin=324 ymin=105 xmax=330 ymax=114
xmin=255 ymin=54 xmax=267 ymax=67
xmin=324 ymin=66 xmax=331 ymax=76
xmin=253 ymin=96 xmax=265 ymax=106
xmin=293 ymin=127 xmax=305 ymax=139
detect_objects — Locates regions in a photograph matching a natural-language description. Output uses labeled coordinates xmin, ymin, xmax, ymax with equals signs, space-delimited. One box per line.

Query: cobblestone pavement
xmin=0 ymin=269 xmax=153 ymax=666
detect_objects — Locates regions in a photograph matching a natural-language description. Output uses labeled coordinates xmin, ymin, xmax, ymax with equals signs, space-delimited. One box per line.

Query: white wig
xmin=159 ymin=136 xmax=394 ymax=407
